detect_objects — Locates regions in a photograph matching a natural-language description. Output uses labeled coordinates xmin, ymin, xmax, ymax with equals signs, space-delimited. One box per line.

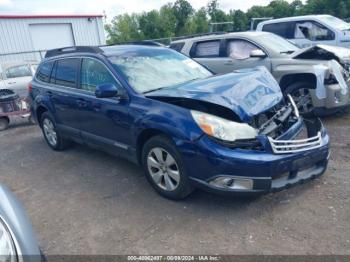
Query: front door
xmin=76 ymin=58 xmax=133 ymax=156
xmin=216 ymin=39 xmax=272 ymax=74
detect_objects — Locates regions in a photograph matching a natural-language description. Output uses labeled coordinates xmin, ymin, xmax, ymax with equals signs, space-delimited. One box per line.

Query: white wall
xmin=0 ymin=16 xmax=106 ymax=62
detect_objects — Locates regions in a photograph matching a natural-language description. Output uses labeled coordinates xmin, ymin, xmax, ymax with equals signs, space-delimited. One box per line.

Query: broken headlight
xmin=191 ymin=110 xmax=258 ymax=142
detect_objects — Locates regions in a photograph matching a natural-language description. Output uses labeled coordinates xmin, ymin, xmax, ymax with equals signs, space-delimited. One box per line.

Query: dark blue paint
xmin=146 ymin=66 xmax=283 ymax=123
xmin=29 ymin=45 xmax=330 ymax=194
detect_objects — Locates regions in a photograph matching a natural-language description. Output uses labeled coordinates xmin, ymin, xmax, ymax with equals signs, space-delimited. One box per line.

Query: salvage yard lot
xmin=0 ymin=111 xmax=349 ymax=255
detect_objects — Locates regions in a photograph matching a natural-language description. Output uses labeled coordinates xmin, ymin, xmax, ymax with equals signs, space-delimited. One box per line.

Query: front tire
xmin=284 ymin=82 xmax=314 ymax=116
xmin=40 ymin=112 xmax=70 ymax=151
xmin=142 ymin=135 xmax=193 ymax=200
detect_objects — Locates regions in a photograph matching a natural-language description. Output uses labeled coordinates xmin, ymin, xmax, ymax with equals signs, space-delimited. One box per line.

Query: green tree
xmin=105 ymin=0 xmax=350 ymax=44
xmin=105 ymin=13 xmax=141 ymax=44
xmin=172 ymin=0 xmax=194 ymax=35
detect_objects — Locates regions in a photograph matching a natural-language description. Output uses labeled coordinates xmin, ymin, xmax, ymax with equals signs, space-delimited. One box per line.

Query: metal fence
xmin=0 ymin=50 xmax=48 ymax=63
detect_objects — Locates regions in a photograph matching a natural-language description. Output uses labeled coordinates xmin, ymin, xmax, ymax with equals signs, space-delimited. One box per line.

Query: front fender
xmin=131 ymin=97 xmax=203 ymax=146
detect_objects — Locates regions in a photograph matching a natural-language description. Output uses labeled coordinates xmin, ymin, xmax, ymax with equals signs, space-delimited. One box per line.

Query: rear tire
xmin=40 ymin=112 xmax=70 ymax=151
xmin=284 ymin=82 xmax=314 ymax=116
xmin=0 ymin=117 xmax=9 ymax=131
xmin=142 ymin=135 xmax=194 ymax=200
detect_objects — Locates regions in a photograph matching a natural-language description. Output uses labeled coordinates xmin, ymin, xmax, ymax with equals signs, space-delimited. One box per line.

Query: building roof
xmin=0 ymin=15 xmax=103 ymax=19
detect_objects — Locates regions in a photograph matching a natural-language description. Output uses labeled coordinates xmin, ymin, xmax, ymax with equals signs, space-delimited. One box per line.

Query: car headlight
xmin=191 ymin=110 xmax=258 ymax=142
xmin=0 ymin=218 xmax=16 ymax=261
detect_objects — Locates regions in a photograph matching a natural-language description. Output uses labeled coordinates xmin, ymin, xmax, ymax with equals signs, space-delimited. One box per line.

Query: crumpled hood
xmin=291 ymin=44 xmax=350 ymax=63
xmin=146 ymin=67 xmax=283 ymax=122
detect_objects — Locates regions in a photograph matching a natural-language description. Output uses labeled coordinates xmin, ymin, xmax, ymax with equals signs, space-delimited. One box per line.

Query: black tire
xmin=0 ymin=117 xmax=9 ymax=131
xmin=40 ymin=112 xmax=70 ymax=151
xmin=142 ymin=135 xmax=194 ymax=200
xmin=284 ymin=82 xmax=315 ymax=117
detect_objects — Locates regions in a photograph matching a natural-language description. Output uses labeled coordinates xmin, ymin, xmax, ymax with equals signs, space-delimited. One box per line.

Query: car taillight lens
xmin=28 ymin=83 xmax=33 ymax=92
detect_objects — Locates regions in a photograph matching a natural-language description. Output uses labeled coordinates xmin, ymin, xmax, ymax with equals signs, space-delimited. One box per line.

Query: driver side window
xmin=227 ymin=40 xmax=261 ymax=60
xmin=294 ymin=21 xmax=335 ymax=41
xmin=81 ymin=58 xmax=118 ymax=92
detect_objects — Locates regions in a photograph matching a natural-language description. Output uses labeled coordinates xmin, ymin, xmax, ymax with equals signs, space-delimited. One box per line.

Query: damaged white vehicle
xmin=170 ymin=32 xmax=350 ymax=115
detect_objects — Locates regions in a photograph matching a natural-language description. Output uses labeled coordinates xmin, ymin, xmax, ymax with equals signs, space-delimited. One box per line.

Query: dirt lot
xmin=0 ymin=111 xmax=349 ymax=255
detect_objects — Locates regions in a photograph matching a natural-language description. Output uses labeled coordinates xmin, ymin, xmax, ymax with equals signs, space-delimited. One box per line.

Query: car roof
xmin=258 ymin=14 xmax=333 ymax=26
xmin=171 ymin=31 xmax=274 ymax=43
xmin=42 ymin=44 xmax=169 ymax=61
xmin=100 ymin=45 xmax=168 ymax=57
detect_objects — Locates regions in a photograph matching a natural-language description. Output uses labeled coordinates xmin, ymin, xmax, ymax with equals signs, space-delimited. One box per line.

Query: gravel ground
xmin=0 ymin=112 xmax=349 ymax=255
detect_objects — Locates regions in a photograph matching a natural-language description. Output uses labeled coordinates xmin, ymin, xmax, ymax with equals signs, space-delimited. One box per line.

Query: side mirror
xmin=95 ymin=83 xmax=122 ymax=98
xmin=250 ymin=49 xmax=267 ymax=58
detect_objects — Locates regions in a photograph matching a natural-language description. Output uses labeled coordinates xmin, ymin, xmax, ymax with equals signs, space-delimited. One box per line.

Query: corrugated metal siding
xmin=0 ymin=17 xmax=106 ymax=62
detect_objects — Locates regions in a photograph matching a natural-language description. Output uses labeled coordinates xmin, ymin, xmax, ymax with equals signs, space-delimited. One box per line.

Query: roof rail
xmin=100 ymin=40 xmax=164 ymax=48
xmin=171 ymin=31 xmax=227 ymax=42
xmin=125 ymin=41 xmax=164 ymax=46
xmin=45 ymin=46 xmax=103 ymax=58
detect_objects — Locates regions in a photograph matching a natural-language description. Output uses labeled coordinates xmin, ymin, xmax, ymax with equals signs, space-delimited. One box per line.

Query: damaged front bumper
xmin=311 ymin=82 xmax=350 ymax=111
xmin=311 ymin=60 xmax=350 ymax=111
xmin=181 ymin=115 xmax=329 ymax=195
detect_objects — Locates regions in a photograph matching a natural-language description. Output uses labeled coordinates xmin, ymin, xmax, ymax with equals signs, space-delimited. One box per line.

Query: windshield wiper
xmin=142 ymin=77 xmax=202 ymax=94
xmin=143 ymin=86 xmax=166 ymax=94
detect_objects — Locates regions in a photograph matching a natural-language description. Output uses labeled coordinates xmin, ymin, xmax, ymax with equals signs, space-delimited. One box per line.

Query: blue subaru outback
xmin=29 ymin=44 xmax=330 ymax=199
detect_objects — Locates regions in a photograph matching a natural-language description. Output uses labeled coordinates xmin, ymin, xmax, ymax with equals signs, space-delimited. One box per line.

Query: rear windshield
xmin=109 ymin=48 xmax=212 ymax=93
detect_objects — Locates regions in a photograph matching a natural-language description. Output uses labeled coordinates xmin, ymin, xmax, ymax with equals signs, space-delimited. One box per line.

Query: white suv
xmin=256 ymin=15 xmax=350 ymax=48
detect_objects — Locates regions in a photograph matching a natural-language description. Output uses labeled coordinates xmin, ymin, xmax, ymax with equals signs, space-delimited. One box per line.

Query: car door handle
xmin=76 ymin=99 xmax=88 ymax=108
xmin=7 ymin=81 xmax=16 ymax=85
xmin=224 ymin=60 xmax=234 ymax=65
xmin=47 ymin=91 xmax=54 ymax=97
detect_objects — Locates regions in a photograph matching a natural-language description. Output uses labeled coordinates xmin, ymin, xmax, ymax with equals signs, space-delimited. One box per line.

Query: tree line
xmin=105 ymin=0 xmax=350 ymax=44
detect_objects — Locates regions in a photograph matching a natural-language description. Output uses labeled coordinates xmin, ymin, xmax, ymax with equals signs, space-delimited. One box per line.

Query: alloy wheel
xmin=147 ymin=147 xmax=180 ymax=191
xmin=43 ymin=118 xmax=57 ymax=147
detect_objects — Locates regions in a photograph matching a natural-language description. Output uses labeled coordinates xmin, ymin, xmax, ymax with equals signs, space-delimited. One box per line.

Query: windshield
xmin=109 ymin=48 xmax=212 ymax=93
xmin=258 ymin=33 xmax=299 ymax=53
xmin=318 ymin=15 xmax=350 ymax=31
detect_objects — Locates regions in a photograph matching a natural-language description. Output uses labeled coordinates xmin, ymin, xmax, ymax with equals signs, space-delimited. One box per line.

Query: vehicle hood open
xmin=291 ymin=44 xmax=350 ymax=64
xmin=146 ymin=67 xmax=283 ymax=122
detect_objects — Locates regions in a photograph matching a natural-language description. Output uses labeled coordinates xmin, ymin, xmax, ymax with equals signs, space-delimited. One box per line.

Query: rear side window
xmin=193 ymin=40 xmax=220 ymax=57
xmin=169 ymin=42 xmax=185 ymax=52
xmin=36 ymin=61 xmax=54 ymax=83
xmin=54 ymin=58 xmax=80 ymax=88
xmin=5 ymin=65 xmax=32 ymax=79
xmin=262 ymin=22 xmax=295 ymax=39
xmin=81 ymin=58 xmax=118 ymax=92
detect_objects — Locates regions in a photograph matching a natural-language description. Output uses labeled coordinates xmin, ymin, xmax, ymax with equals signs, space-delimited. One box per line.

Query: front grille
xmin=252 ymin=96 xmax=299 ymax=139
xmin=268 ymin=132 xmax=322 ymax=154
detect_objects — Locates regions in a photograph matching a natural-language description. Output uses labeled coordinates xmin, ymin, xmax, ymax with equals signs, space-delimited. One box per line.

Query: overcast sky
xmin=0 ymin=0 xmax=299 ymax=19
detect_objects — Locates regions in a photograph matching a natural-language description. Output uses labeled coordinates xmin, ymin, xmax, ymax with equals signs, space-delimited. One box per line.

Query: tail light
xmin=28 ymin=83 xmax=33 ymax=92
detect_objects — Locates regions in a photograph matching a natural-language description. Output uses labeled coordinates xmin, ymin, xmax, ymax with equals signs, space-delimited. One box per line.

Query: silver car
xmin=0 ymin=184 xmax=42 ymax=262
xmin=0 ymin=62 xmax=38 ymax=99
xmin=171 ymin=31 xmax=350 ymax=115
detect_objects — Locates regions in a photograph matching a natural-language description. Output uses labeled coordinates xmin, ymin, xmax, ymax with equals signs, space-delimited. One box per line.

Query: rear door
xmin=46 ymin=58 xmax=83 ymax=141
xmin=190 ymin=39 xmax=228 ymax=74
